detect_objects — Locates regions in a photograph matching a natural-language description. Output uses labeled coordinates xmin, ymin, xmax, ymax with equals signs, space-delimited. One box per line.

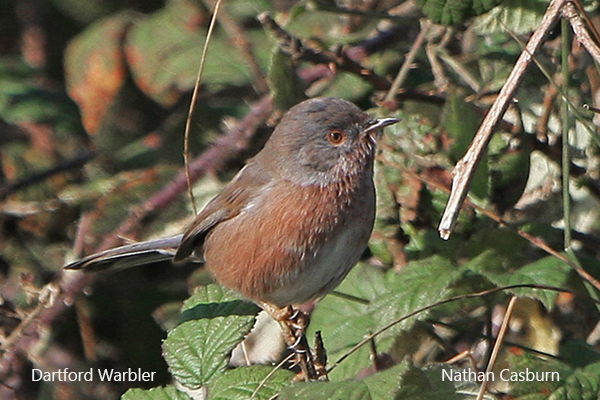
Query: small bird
xmin=65 ymin=97 xmax=398 ymax=378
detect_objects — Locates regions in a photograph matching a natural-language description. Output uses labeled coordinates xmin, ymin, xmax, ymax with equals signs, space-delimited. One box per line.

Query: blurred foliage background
xmin=2 ymin=0 xmax=600 ymax=399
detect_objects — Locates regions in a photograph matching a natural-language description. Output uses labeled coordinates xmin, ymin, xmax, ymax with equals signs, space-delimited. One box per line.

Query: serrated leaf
xmin=122 ymin=385 xmax=191 ymax=400
xmin=279 ymin=362 xmax=410 ymax=400
xmin=548 ymin=362 xmax=600 ymax=400
xmin=507 ymin=353 xmax=600 ymax=400
xmin=415 ymin=0 xmax=502 ymax=25
xmin=208 ymin=366 xmax=294 ymax=400
xmin=395 ymin=364 xmax=496 ymax=400
xmin=310 ymin=263 xmax=387 ymax=350
xmin=163 ymin=284 xmax=258 ymax=389
xmin=473 ymin=0 xmax=549 ymax=35
xmin=179 ymin=284 xmax=260 ymax=322
xmin=508 ymin=352 xmax=572 ymax=398
xmin=369 ymin=255 xmax=462 ymax=349
xmin=279 ymin=380 xmax=370 ymax=400
xmin=467 ymin=251 xmax=570 ymax=309
xmin=363 ymin=361 xmax=410 ymax=400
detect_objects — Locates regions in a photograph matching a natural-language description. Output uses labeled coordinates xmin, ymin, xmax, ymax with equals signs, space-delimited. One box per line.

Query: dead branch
xmin=438 ymin=0 xmax=567 ymax=239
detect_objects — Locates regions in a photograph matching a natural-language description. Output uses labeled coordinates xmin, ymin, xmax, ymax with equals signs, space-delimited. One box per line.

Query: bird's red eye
xmin=327 ymin=129 xmax=346 ymax=145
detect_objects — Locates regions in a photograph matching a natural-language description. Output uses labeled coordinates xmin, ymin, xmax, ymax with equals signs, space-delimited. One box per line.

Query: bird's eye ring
xmin=327 ymin=129 xmax=346 ymax=145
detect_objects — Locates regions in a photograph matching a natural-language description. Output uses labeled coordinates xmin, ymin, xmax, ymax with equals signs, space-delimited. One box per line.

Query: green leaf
xmin=369 ymin=255 xmax=462 ymax=349
xmin=508 ymin=352 xmax=571 ymax=398
xmin=208 ymin=366 xmax=294 ymax=400
xmin=467 ymin=251 xmax=571 ymax=309
xmin=123 ymin=0 xmax=206 ymax=107
xmin=179 ymin=284 xmax=260 ymax=323
xmin=560 ymin=341 xmax=600 ymax=369
xmin=442 ymin=92 xmax=489 ymax=200
xmin=488 ymin=132 xmax=531 ymax=213
xmin=415 ymin=0 xmax=503 ymax=25
xmin=308 ymin=262 xmax=388 ymax=380
xmin=279 ymin=380 xmax=371 ymax=400
xmin=473 ymin=0 xmax=549 ymax=35
xmin=279 ymin=362 xmax=412 ymax=400
xmin=162 ymin=284 xmax=258 ymax=389
xmin=124 ymin=0 xmax=270 ymax=107
xmin=122 ymin=385 xmax=191 ymax=400
xmin=320 ymin=73 xmax=373 ymax=103
xmin=363 ymin=362 xmax=410 ymax=400
xmin=395 ymin=364 xmax=496 ymax=400
xmin=267 ymin=47 xmax=307 ymax=110
xmin=0 ymin=81 xmax=83 ymax=136
xmin=548 ymin=362 xmax=600 ymax=400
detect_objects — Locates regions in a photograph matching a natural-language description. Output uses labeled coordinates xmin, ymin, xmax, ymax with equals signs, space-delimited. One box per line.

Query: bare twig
xmin=476 ymin=296 xmax=517 ymax=400
xmin=185 ymin=0 xmax=223 ymax=215
xmin=0 ymin=284 xmax=59 ymax=351
xmin=438 ymin=0 xmax=567 ymax=240
xmin=0 ymin=151 xmax=95 ymax=199
xmin=384 ymin=19 xmax=432 ymax=102
xmin=259 ymin=13 xmax=393 ymax=91
xmin=563 ymin=2 xmax=600 ymax=63
xmin=535 ymin=81 xmax=558 ymax=141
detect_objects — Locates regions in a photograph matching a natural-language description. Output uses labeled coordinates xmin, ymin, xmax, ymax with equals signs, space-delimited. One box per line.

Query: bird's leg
xmin=259 ymin=302 xmax=320 ymax=381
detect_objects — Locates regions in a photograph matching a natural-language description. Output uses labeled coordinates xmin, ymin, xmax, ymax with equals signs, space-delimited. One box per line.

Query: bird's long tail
xmin=64 ymin=234 xmax=187 ymax=271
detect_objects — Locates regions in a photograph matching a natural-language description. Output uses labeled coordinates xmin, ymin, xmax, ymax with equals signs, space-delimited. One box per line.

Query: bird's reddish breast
xmin=203 ymin=177 xmax=374 ymax=305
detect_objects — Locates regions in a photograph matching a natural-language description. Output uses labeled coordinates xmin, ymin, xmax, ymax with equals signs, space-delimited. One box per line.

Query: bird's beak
xmin=364 ymin=117 xmax=400 ymax=135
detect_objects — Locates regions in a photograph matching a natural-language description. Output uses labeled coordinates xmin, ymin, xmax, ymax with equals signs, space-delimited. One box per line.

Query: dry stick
xmin=0 ymin=284 xmax=59 ymax=350
xmin=437 ymin=47 xmax=483 ymax=93
xmin=535 ymin=82 xmax=558 ymax=141
xmin=583 ymin=104 xmax=600 ymax=113
xmin=184 ymin=0 xmax=223 ymax=215
xmin=384 ymin=19 xmax=432 ymax=102
xmin=438 ymin=0 xmax=567 ymax=240
xmin=476 ymin=296 xmax=518 ymax=400
xmin=572 ymin=0 xmax=600 ymax=44
xmin=563 ymin=2 xmax=600 ymax=62
xmin=427 ymin=1 xmax=600 ymax=288
xmin=0 ymin=151 xmax=95 ymax=199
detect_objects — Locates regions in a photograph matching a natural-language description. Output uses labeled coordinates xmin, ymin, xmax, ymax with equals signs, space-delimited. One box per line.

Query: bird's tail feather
xmin=64 ymin=234 xmax=188 ymax=271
